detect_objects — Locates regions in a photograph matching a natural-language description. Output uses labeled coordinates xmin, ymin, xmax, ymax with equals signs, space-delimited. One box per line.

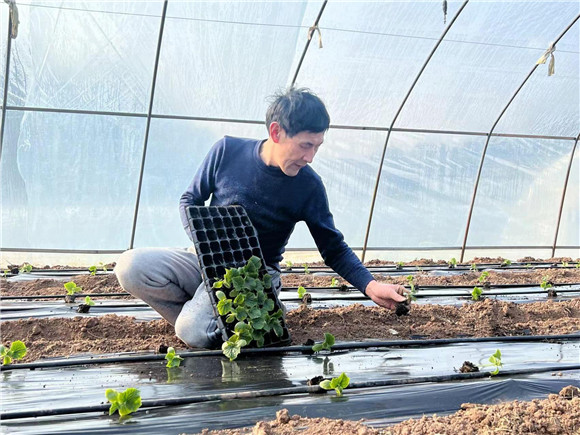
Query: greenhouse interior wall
xmin=0 ymin=0 xmax=578 ymax=267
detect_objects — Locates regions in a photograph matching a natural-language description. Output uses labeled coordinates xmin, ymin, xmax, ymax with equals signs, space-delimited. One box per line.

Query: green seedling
xmin=84 ymin=296 xmax=95 ymax=306
xmin=576 ymin=263 xmax=580 ymax=269
xmin=285 ymin=260 xmax=293 ymax=269
xmin=501 ymin=259 xmax=512 ymax=267
xmin=470 ymin=263 xmax=478 ymax=271
xmin=561 ymin=262 xmax=569 ymax=267
xmin=297 ymin=285 xmax=306 ymax=299
xmin=312 ymin=333 xmax=335 ymax=352
xmin=395 ymin=261 xmax=404 ymax=270
xmin=105 ymin=388 xmax=142 ymax=417
xmin=0 ymin=340 xmax=27 ymax=365
xmin=319 ymin=372 xmax=350 ymax=397
xmin=213 ymin=256 xmax=285 ymax=361
xmin=2 ymin=270 xmax=8 ymax=278
xmin=99 ymin=262 xmax=108 ymax=272
xmin=488 ymin=349 xmax=502 ymax=375
xmin=303 ymin=264 xmax=310 ymax=274
xmin=330 ymin=277 xmax=339 ymax=287
xmin=164 ymin=347 xmax=184 ymax=368
xmin=540 ymin=276 xmax=553 ymax=290
xmin=471 ymin=286 xmax=483 ymax=301
xmin=88 ymin=265 xmax=97 ymax=276
xmin=19 ymin=263 xmax=33 ymax=274
xmin=64 ymin=281 xmax=82 ymax=295
xmin=448 ymin=258 xmax=457 ymax=268
xmin=525 ymin=263 xmax=533 ymax=268
xmin=478 ymin=271 xmax=490 ymax=283
xmin=406 ymin=275 xmax=417 ymax=301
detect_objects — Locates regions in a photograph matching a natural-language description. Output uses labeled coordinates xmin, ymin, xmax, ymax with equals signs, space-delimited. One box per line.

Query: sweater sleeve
xmin=303 ymin=178 xmax=374 ymax=294
xmin=179 ymin=137 xmax=226 ymax=240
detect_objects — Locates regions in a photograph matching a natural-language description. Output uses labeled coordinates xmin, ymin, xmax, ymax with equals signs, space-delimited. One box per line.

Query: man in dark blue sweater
xmin=115 ymin=88 xmax=407 ymax=348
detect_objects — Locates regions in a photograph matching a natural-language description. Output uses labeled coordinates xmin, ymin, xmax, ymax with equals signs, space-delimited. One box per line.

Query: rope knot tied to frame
xmin=308 ymin=25 xmax=323 ymax=49
xmin=3 ymin=0 xmax=19 ymax=39
xmin=536 ymin=42 xmax=556 ymax=76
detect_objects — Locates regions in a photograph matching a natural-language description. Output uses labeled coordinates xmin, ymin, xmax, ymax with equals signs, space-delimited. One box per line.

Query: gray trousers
xmin=114 ymin=247 xmax=281 ymax=349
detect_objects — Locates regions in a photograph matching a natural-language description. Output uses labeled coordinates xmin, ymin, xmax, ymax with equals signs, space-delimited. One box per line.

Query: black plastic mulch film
xmin=186 ymin=205 xmax=291 ymax=347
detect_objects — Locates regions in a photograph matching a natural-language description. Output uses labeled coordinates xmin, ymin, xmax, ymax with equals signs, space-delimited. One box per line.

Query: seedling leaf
xmin=471 ymin=286 xmax=483 ymax=301
xmin=319 ymin=372 xmax=350 ymax=396
xmin=297 ymin=285 xmax=306 ymax=299
xmin=84 ymin=296 xmax=96 ymax=306
xmin=165 ymin=347 xmax=184 ymax=368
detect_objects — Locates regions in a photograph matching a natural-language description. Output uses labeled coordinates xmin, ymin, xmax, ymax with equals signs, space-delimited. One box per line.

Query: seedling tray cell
xmin=186 ymin=206 xmax=291 ymax=347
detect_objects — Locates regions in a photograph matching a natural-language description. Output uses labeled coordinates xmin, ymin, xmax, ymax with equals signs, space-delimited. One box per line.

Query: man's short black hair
xmin=266 ymin=87 xmax=330 ymax=137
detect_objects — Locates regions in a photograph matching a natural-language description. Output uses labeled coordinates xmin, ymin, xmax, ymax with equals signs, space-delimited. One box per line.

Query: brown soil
xmin=0 ymin=274 xmax=129 ymax=298
xmin=2 ymin=268 xmax=579 ymax=299
xmin=286 ymin=299 xmax=580 ymax=345
xmin=281 ymin=268 xmax=580 ymax=289
xmin=194 ymin=387 xmax=580 ymax=434
xmin=2 ymin=299 xmax=578 ymax=362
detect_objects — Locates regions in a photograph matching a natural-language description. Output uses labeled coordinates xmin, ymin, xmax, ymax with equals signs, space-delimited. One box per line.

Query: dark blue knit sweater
xmin=179 ymin=136 xmax=374 ymax=294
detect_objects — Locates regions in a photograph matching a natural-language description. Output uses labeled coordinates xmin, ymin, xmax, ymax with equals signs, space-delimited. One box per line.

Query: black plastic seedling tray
xmin=186 ymin=205 xmax=291 ymax=347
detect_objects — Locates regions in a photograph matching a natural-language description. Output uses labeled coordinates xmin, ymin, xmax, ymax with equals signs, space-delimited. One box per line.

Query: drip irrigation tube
xmin=2 ymin=283 xmax=579 ymax=301
xmin=2 ymin=334 xmax=578 ymax=371
xmin=4 ymin=262 xmax=577 ymax=278
xmin=1 ymin=364 xmax=578 ymax=420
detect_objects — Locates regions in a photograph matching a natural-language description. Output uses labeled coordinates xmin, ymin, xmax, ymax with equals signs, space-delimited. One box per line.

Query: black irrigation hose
xmin=2 ymin=334 xmax=578 ymax=372
xmin=281 ymin=264 xmax=580 ymax=274
xmin=2 ymin=364 xmax=579 ymax=420
xmin=2 ymin=283 xmax=580 ymax=301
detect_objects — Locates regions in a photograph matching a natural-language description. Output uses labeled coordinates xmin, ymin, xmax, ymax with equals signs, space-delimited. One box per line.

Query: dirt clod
xmin=459 ymin=361 xmax=479 ymax=373
xmin=394 ymin=301 xmax=410 ymax=316
xmin=276 ymin=409 xmax=290 ymax=425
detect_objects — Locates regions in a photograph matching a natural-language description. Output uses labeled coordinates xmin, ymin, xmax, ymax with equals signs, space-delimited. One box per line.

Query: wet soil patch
xmin=196 ymin=387 xmax=580 ymax=434
xmin=1 ymin=300 xmax=578 ymax=363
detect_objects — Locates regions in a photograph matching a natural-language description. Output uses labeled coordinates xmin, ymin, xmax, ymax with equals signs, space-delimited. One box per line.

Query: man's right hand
xmin=365 ymin=280 xmax=408 ymax=310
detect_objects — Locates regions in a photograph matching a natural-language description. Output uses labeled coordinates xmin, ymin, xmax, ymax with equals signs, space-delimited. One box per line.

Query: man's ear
xmin=269 ymin=122 xmax=282 ymax=143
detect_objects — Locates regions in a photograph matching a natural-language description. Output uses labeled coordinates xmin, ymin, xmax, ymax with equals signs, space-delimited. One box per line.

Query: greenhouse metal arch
xmin=0 ymin=0 xmax=578 ymax=265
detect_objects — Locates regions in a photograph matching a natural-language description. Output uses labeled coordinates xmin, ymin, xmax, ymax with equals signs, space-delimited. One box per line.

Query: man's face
xmin=274 ymin=128 xmax=324 ymax=177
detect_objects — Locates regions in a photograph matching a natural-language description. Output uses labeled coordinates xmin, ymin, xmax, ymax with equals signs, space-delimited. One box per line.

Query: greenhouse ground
xmin=1 ymin=257 xmax=579 ymax=434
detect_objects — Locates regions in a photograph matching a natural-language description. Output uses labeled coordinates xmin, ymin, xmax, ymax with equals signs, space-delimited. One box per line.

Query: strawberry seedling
xmin=164 ymin=347 xmax=184 ymax=368
xmin=297 ymin=285 xmax=306 ymax=299
xmin=303 ymin=264 xmax=310 ymax=274
xmin=488 ymin=349 xmax=502 ymax=375
xmin=471 ymin=286 xmax=483 ymax=301
xmin=88 ymin=265 xmax=97 ymax=276
xmin=19 ymin=263 xmax=33 ymax=274
xmin=319 ymin=372 xmax=350 ymax=397
xmin=213 ymin=256 xmax=286 ymax=361
xmin=312 ymin=333 xmax=335 ymax=352
xmin=284 ymin=260 xmax=293 ymax=270
xmin=330 ymin=277 xmax=339 ymax=287
xmin=64 ymin=281 xmax=82 ymax=303
xmin=478 ymin=271 xmax=490 ymax=284
xmin=77 ymin=295 xmax=96 ymax=313
xmin=105 ymin=388 xmax=142 ymax=417
xmin=1 ymin=340 xmax=27 ymax=365
xmin=561 ymin=261 xmax=569 ymax=267
xmin=406 ymin=275 xmax=417 ymax=301
xmin=500 ymin=259 xmax=512 ymax=267
xmin=448 ymin=258 xmax=457 ymax=268
xmin=541 ymin=276 xmax=557 ymax=297
xmin=395 ymin=261 xmax=404 ymax=270
xmin=470 ymin=263 xmax=478 ymax=271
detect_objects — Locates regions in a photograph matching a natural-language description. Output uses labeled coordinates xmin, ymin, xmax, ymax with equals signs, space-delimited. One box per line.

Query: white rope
xmin=3 ymin=0 xmax=19 ymax=39
xmin=308 ymin=25 xmax=323 ymax=49
xmin=536 ymin=42 xmax=556 ymax=76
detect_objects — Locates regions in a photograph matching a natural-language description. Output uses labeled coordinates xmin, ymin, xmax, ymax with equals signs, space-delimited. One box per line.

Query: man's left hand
xmin=365 ymin=280 xmax=408 ymax=310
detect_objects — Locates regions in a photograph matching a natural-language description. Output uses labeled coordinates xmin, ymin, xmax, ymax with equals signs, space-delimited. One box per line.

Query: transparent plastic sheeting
xmin=134 ymin=120 xmax=265 ymax=248
xmin=468 ymin=137 xmax=574 ymax=247
xmin=295 ymin=1 xmax=461 ymax=128
xmin=6 ymin=1 xmax=163 ymax=112
xmin=153 ymin=1 xmax=322 ymax=120
xmin=368 ymin=132 xmax=485 ymax=248
xmin=0 ymin=111 xmax=146 ymax=249
xmin=495 ymin=22 xmax=580 ymax=138
xmin=1 ymin=341 xmax=578 ymax=434
xmin=396 ymin=1 xmax=579 ymax=134
xmin=557 ymin=146 xmax=579 ymax=247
